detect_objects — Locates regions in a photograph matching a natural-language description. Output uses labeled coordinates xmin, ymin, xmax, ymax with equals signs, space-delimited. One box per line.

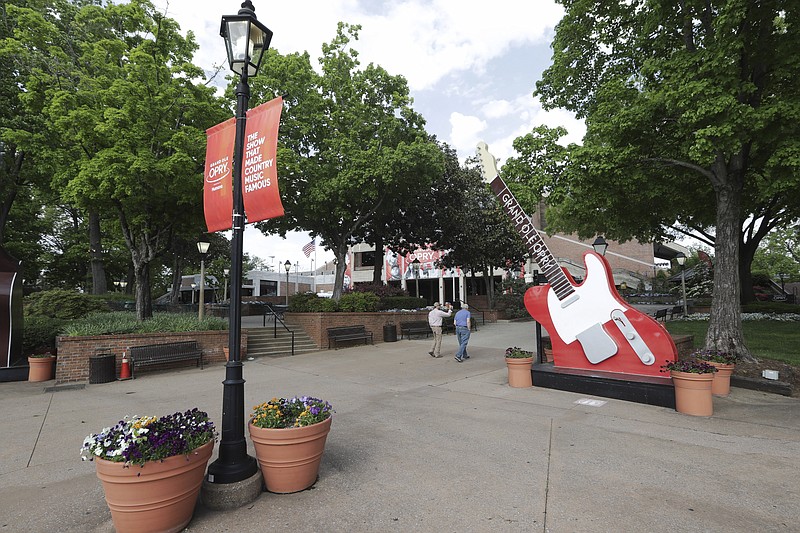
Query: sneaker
xmin=454 ymin=356 xmax=463 ymax=362
xmin=462 ymin=354 xmax=470 ymax=359
xmin=429 ymin=351 xmax=435 ymax=357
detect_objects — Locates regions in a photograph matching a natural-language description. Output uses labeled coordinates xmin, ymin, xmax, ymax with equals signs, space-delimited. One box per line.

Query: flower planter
xmin=94 ymin=440 xmax=214 ymax=533
xmin=670 ymin=371 xmax=714 ymax=416
xmin=249 ymin=416 xmax=332 ymax=493
xmin=707 ymin=362 xmax=735 ymax=396
xmin=28 ymin=356 xmax=56 ymax=382
xmin=506 ymin=357 xmax=534 ymax=388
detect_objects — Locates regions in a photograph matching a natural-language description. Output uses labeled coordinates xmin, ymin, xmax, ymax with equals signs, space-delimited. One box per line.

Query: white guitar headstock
xmin=476 ymin=141 xmax=499 ymax=183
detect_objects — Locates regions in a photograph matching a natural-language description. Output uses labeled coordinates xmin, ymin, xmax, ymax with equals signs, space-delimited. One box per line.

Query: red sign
xmin=203 ymin=96 xmax=284 ymax=232
xmin=203 ymin=118 xmax=235 ymax=232
xmin=242 ymin=97 xmax=284 ymax=223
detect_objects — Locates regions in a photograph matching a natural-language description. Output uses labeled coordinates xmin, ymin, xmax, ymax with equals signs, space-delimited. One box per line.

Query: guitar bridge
xmin=610 ymin=310 xmax=655 ymax=365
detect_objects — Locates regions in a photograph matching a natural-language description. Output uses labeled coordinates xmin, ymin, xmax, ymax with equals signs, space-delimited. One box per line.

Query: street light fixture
xmin=284 ymin=260 xmax=291 ymax=305
xmin=411 ymin=258 xmax=421 ymax=299
xmin=676 ymin=252 xmax=688 ymax=316
xmin=197 ymin=240 xmax=210 ymax=321
xmin=778 ymin=272 xmax=787 ymax=294
xmin=191 ymin=283 xmax=197 ymax=305
xmin=205 ymin=0 xmax=272 ymax=490
xmin=223 ymin=268 xmax=230 ymax=302
xmin=592 ymin=236 xmax=608 ymax=256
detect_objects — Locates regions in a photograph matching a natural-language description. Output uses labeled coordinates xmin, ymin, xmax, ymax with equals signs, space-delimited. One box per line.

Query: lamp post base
xmin=201 ymin=468 xmax=262 ymax=510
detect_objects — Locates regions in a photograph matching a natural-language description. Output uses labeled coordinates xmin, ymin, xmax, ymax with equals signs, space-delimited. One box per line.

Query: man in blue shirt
xmin=454 ymin=303 xmax=471 ymax=362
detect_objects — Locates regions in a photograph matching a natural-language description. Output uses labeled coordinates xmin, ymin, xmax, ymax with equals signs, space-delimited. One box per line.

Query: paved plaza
xmin=1 ymin=320 xmax=798 ymax=532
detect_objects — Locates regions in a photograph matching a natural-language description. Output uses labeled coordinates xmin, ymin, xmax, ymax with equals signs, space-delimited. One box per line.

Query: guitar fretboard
xmin=489 ymin=176 xmax=575 ymax=302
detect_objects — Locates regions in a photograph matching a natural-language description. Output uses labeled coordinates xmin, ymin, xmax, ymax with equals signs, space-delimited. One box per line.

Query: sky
xmin=149 ymin=0 xmax=586 ymax=272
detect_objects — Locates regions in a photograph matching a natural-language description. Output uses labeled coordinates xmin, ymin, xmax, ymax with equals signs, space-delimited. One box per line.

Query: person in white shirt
xmin=427 ymin=302 xmax=452 ymax=358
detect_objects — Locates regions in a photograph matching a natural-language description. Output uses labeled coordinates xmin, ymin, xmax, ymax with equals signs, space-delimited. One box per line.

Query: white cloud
xmin=482 ymin=99 xmax=515 ymax=119
xmin=448 ymin=112 xmax=487 ymax=153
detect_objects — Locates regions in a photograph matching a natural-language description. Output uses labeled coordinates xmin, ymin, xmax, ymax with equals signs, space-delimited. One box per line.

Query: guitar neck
xmin=489 ymin=176 xmax=575 ymax=301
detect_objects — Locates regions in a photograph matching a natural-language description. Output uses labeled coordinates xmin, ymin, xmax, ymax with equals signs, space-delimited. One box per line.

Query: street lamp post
xmin=284 ymin=260 xmax=291 ymax=305
xmin=676 ymin=252 xmax=688 ymax=316
xmin=412 ymin=258 xmax=421 ymax=299
xmin=206 ymin=0 xmax=272 ymax=491
xmin=223 ymin=268 xmax=230 ymax=302
xmin=197 ymin=240 xmax=210 ymax=321
xmin=778 ymin=272 xmax=787 ymax=294
xmin=191 ymin=283 xmax=197 ymax=305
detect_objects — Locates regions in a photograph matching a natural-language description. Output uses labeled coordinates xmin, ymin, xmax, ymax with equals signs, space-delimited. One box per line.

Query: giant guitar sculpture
xmin=477 ymin=142 xmax=676 ymax=377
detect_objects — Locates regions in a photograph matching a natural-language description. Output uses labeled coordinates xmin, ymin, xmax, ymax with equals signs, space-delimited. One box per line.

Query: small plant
xmin=505 ymin=346 xmax=534 ymax=359
xmin=691 ymin=349 xmax=738 ymax=365
xmin=251 ymin=396 xmax=333 ymax=429
xmin=80 ymin=409 xmax=217 ymax=466
xmin=28 ymin=351 xmax=55 ymax=358
xmin=661 ymin=359 xmax=718 ymax=374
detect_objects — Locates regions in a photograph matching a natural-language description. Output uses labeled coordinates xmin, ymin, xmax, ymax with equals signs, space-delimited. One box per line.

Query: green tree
xmin=533 ymin=1 xmax=800 ymax=362
xmin=751 ymin=224 xmax=800 ymax=283
xmin=250 ymin=23 xmax=443 ymax=299
xmin=5 ymin=0 xmax=227 ymax=318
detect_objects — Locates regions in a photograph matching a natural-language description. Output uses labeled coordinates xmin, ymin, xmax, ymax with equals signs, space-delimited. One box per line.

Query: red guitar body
xmin=524 ymin=253 xmax=677 ymax=377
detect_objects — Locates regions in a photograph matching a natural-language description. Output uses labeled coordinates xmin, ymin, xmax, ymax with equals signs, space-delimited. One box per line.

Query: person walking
xmin=454 ymin=303 xmax=471 ymax=362
xmin=427 ymin=302 xmax=452 ymax=357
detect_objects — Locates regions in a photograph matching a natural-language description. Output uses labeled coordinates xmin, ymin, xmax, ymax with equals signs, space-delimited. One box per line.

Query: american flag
xmin=302 ymin=239 xmax=315 ymax=257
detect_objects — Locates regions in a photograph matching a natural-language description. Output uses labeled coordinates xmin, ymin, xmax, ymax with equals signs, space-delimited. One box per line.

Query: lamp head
xmin=591 ymin=236 xmax=608 ymax=256
xmin=676 ymin=252 xmax=686 ymax=266
xmin=220 ymin=1 xmax=273 ymax=77
xmin=284 ymin=260 xmax=291 ymax=273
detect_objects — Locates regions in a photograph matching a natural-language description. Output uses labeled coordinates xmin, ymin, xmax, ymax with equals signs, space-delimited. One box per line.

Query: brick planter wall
xmin=287 ymin=310 xmax=499 ymax=349
xmin=55 ymin=331 xmax=246 ymax=384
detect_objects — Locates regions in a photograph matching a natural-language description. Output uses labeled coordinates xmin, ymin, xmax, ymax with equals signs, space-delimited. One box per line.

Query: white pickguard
xmin=545 ymin=254 xmax=655 ymax=365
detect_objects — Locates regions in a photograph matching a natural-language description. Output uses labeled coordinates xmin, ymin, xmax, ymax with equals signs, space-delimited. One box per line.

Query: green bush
xmin=23 ymin=315 xmax=67 ymax=354
xmin=338 ymin=292 xmax=379 ymax=312
xmin=352 ymin=282 xmax=405 ymax=298
xmin=495 ymin=278 xmax=534 ymax=319
xmin=62 ymin=312 xmax=227 ymax=336
xmin=742 ymin=301 xmax=799 ymax=314
xmin=25 ymin=289 xmax=107 ymax=319
xmin=379 ymin=296 xmax=426 ymax=310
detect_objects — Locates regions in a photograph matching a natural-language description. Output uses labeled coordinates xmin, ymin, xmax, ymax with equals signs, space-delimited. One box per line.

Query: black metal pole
xmin=534 ymin=270 xmax=543 ymax=363
xmin=206 ymin=73 xmax=258 ymax=484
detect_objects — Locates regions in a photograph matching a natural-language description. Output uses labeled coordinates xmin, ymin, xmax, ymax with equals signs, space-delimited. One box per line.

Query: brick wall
xmin=287 ymin=310 xmax=498 ymax=349
xmin=55 ymin=331 xmax=246 ymax=384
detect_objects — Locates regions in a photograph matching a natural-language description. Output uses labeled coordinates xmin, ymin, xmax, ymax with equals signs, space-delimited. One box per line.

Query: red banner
xmin=203 ymin=118 xmax=235 ymax=232
xmin=242 ymin=97 xmax=284 ymax=223
xmin=203 ymin=96 xmax=284 ymax=232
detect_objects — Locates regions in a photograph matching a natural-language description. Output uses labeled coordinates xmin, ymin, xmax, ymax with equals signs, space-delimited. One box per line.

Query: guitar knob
xmin=641 ymin=353 xmax=655 ymax=365
xmin=626 ymin=332 xmax=636 ymax=340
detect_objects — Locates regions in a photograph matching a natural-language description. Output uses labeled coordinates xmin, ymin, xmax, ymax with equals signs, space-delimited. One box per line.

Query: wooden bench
xmin=327 ymin=325 xmax=373 ymax=349
xmin=669 ymin=305 xmax=684 ymax=320
xmin=128 ymin=341 xmax=203 ymax=378
xmin=400 ymin=321 xmax=432 ymax=339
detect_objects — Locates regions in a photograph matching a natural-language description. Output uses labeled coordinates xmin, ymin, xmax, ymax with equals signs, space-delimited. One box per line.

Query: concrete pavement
xmin=1 ymin=321 xmax=798 ymax=532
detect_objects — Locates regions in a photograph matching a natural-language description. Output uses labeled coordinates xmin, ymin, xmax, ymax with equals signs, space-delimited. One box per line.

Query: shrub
xmin=495 ymin=277 xmax=534 ymax=319
xmin=742 ymin=301 xmax=798 ymax=314
xmin=338 ymin=292 xmax=379 ymax=312
xmin=352 ymin=282 xmax=405 ymax=298
xmin=24 ymin=289 xmax=107 ymax=319
xmin=62 ymin=312 xmax=227 ymax=336
xmin=378 ymin=296 xmax=426 ymax=310
xmin=23 ymin=315 xmax=67 ymax=354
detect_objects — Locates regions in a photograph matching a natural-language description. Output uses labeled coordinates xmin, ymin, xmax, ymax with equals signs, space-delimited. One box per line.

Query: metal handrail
xmin=262 ymin=306 xmax=295 ymax=356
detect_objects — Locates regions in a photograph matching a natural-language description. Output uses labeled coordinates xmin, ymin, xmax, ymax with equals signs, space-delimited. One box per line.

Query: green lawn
xmin=664 ymin=320 xmax=800 ymax=365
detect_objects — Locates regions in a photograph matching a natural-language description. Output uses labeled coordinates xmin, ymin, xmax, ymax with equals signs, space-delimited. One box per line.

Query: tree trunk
xmin=372 ymin=236 xmax=384 ymax=284
xmin=332 ymin=246 xmax=348 ymax=301
xmin=134 ymin=260 xmax=152 ymax=321
xmin=739 ymin=235 xmax=759 ymax=304
xmin=706 ymin=158 xmax=754 ymax=362
xmin=170 ymin=254 xmax=182 ymax=304
xmin=88 ymin=211 xmax=107 ymax=295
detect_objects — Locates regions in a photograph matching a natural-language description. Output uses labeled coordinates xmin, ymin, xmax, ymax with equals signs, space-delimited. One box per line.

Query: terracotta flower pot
xmin=223 ymin=347 xmax=230 ymax=361
xmin=506 ymin=357 xmax=534 ymax=388
xmin=94 ymin=440 xmax=214 ymax=533
xmin=706 ymin=361 xmax=735 ymax=397
xmin=28 ymin=356 xmax=56 ymax=382
xmin=670 ymin=370 xmax=714 ymax=416
xmin=249 ymin=417 xmax=332 ymax=494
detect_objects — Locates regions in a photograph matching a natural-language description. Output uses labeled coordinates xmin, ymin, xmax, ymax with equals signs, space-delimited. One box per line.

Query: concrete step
xmin=245 ymin=326 xmax=320 ymax=358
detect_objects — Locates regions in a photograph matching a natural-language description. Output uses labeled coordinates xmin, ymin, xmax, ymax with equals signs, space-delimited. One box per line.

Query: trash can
xmin=383 ymin=324 xmax=397 ymax=342
xmin=89 ymin=353 xmax=116 ymax=384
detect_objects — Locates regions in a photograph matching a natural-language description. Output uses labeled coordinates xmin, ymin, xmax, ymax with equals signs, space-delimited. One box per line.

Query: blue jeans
xmin=455 ymin=326 xmax=470 ymax=358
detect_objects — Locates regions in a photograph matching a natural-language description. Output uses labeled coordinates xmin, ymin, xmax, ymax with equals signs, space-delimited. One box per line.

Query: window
xmin=260 ymin=280 xmax=277 ymax=296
